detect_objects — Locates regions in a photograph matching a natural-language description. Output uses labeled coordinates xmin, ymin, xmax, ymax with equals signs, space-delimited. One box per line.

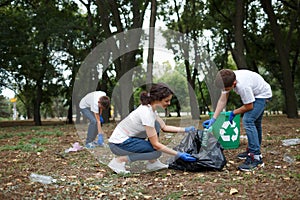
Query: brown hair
xmin=99 ymin=96 xmax=110 ymax=109
xmin=214 ymin=69 xmax=236 ymax=89
xmin=140 ymin=83 xmax=174 ymax=105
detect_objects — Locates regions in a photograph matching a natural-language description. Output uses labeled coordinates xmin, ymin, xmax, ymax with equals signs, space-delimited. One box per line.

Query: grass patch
xmin=265 ymin=135 xmax=273 ymax=140
xmin=289 ymin=171 xmax=300 ymax=180
xmin=0 ymin=141 xmax=45 ymax=152
xmin=0 ymin=133 xmax=14 ymax=139
xmin=28 ymin=137 xmax=49 ymax=145
xmin=193 ymin=176 xmax=206 ymax=183
xmin=215 ymin=184 xmax=226 ymax=193
xmin=35 ymin=130 xmax=63 ymax=137
xmin=0 ymin=130 xmax=63 ymax=140
xmin=17 ymin=132 xmax=33 ymax=137
xmin=164 ymin=191 xmax=184 ymax=199
xmin=0 ymin=137 xmax=48 ymax=152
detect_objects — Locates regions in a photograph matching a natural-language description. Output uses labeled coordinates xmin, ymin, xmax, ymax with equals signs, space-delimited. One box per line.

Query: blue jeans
xmin=242 ymin=98 xmax=268 ymax=155
xmin=80 ymin=108 xmax=98 ymax=144
xmin=109 ymin=121 xmax=162 ymax=162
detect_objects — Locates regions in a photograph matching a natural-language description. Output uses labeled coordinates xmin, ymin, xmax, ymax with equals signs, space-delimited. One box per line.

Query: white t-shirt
xmin=79 ymin=91 xmax=107 ymax=113
xmin=233 ymin=70 xmax=272 ymax=104
xmin=108 ymin=104 xmax=157 ymax=144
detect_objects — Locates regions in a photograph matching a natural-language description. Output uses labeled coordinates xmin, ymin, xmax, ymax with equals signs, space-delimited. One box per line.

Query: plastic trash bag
xmin=168 ymin=129 xmax=227 ymax=172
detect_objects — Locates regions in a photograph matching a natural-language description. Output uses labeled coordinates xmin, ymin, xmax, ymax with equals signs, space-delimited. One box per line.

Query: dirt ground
xmin=0 ymin=115 xmax=299 ymax=199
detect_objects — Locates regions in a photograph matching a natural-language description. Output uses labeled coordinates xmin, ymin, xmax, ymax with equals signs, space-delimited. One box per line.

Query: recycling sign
xmin=219 ymin=120 xmax=239 ymax=142
xmin=209 ymin=112 xmax=240 ymax=149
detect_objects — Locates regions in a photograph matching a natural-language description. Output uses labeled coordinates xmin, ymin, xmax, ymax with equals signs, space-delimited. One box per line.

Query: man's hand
xmin=229 ymin=111 xmax=235 ymax=124
xmin=100 ymin=115 xmax=104 ymax=124
xmin=202 ymin=118 xmax=216 ymax=129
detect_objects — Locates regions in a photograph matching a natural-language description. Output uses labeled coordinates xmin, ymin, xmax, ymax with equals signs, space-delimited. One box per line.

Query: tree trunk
xmin=67 ymin=99 xmax=73 ymax=124
xmin=173 ymin=0 xmax=199 ymax=119
xmin=96 ymin=0 xmax=149 ymax=118
xmin=75 ymin=103 xmax=81 ymax=124
xmin=26 ymin=105 xmax=32 ymax=119
xmin=197 ymin=77 xmax=210 ymax=114
xmin=34 ymin=81 xmax=42 ymax=126
xmin=118 ymin=52 xmax=136 ymax=119
xmin=184 ymin=58 xmax=200 ymax=119
xmin=261 ymin=0 xmax=298 ymax=118
xmin=146 ymin=0 xmax=157 ymax=90
xmin=232 ymin=0 xmax=248 ymax=69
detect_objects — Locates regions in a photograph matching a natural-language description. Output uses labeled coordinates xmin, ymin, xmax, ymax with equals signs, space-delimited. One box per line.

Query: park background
xmin=0 ymin=0 xmax=299 ymax=199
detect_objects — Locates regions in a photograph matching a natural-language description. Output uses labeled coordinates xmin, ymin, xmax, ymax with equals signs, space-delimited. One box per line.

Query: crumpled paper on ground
xmin=65 ymin=142 xmax=83 ymax=153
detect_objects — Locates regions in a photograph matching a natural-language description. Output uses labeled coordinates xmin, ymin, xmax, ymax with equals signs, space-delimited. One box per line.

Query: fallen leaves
xmin=230 ymin=188 xmax=238 ymax=195
xmin=0 ymin=117 xmax=300 ymax=199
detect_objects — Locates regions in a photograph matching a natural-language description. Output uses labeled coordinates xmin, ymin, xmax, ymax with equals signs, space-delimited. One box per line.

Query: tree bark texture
xmin=232 ymin=0 xmax=248 ymax=69
xmin=261 ymin=0 xmax=298 ymax=118
xmin=146 ymin=0 xmax=157 ymax=91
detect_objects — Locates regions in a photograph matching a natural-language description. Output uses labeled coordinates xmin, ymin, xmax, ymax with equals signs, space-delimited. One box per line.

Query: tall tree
xmin=28 ymin=1 xmax=78 ymax=125
xmin=95 ymin=0 xmax=150 ymax=119
xmin=205 ymin=0 xmax=299 ymax=116
xmin=0 ymin=95 xmax=10 ymax=118
xmin=162 ymin=0 xmax=208 ymax=119
xmin=232 ymin=0 xmax=248 ymax=69
xmin=146 ymin=0 xmax=157 ymax=91
xmin=261 ymin=0 xmax=298 ymax=118
xmin=0 ymin=1 xmax=85 ymax=125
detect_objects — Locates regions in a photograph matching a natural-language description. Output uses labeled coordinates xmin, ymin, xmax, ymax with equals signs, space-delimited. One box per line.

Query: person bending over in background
xmin=203 ymin=69 xmax=272 ymax=172
xmin=79 ymin=91 xmax=110 ymax=149
xmin=108 ymin=83 xmax=197 ymax=174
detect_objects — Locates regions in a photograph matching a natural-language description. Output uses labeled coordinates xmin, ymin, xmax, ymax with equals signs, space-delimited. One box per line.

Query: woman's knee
xmin=108 ymin=143 xmax=128 ymax=156
xmin=151 ymin=151 xmax=162 ymax=159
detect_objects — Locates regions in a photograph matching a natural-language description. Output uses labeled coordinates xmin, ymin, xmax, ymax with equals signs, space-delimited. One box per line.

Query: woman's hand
xmin=176 ymin=152 xmax=197 ymax=162
xmin=184 ymin=126 xmax=196 ymax=132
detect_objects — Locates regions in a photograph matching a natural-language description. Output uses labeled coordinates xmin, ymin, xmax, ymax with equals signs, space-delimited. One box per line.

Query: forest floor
xmin=0 ymin=115 xmax=299 ymax=199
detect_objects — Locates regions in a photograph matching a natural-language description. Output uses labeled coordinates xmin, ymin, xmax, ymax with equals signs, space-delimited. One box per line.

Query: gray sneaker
xmin=237 ymin=151 xmax=249 ymax=160
xmin=92 ymin=141 xmax=104 ymax=147
xmin=85 ymin=142 xmax=96 ymax=149
xmin=237 ymin=150 xmax=262 ymax=160
xmin=238 ymin=153 xmax=265 ymax=172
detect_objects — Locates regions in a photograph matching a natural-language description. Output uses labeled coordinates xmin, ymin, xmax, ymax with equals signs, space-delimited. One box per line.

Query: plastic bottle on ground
xmin=201 ymin=128 xmax=210 ymax=147
xmin=283 ymin=153 xmax=295 ymax=164
xmin=29 ymin=173 xmax=54 ymax=184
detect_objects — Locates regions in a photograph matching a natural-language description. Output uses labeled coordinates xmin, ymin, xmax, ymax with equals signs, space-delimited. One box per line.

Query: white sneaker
xmin=146 ymin=160 xmax=168 ymax=171
xmin=108 ymin=158 xmax=130 ymax=174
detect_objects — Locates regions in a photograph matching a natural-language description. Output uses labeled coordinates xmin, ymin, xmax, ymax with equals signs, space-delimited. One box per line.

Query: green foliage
xmin=1 ymin=0 xmax=299 ymax=122
xmin=155 ymin=65 xmax=189 ymax=112
xmin=0 ymin=95 xmax=10 ymax=118
xmin=0 ymin=0 xmax=95 ymax=123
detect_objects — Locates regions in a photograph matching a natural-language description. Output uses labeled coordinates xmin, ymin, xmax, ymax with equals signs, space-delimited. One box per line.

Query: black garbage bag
xmin=168 ymin=129 xmax=227 ymax=172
